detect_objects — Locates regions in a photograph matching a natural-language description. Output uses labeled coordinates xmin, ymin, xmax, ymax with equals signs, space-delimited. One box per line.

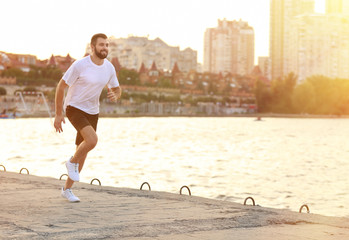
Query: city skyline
xmin=0 ymin=0 xmax=325 ymax=64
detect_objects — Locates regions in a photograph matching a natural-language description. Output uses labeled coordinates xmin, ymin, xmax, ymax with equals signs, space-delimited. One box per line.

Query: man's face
xmin=93 ymin=38 xmax=109 ymax=59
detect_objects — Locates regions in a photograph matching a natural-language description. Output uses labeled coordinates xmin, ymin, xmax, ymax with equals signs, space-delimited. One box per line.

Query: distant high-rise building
xmin=326 ymin=0 xmax=349 ymax=15
xmin=203 ymin=19 xmax=254 ymax=76
xmin=269 ymin=0 xmax=315 ymax=80
xmin=270 ymin=0 xmax=349 ymax=81
xmin=289 ymin=14 xmax=349 ymax=81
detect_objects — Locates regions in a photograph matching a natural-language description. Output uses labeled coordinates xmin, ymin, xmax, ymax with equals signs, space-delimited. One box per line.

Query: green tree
xmin=282 ymin=72 xmax=297 ymax=113
xmin=5 ymin=65 xmax=63 ymax=87
xmin=292 ymin=81 xmax=316 ymax=113
xmin=164 ymin=94 xmax=181 ymax=102
xmin=236 ymin=76 xmax=251 ymax=92
xmin=157 ymin=76 xmax=173 ymax=88
xmin=28 ymin=65 xmax=41 ymax=79
xmin=208 ymin=81 xmax=218 ymax=94
xmin=334 ymin=78 xmax=349 ymax=115
xmin=222 ymin=83 xmax=232 ymax=96
xmin=291 ymin=75 xmax=349 ymax=115
xmin=270 ymin=77 xmax=285 ymax=113
xmin=254 ymin=79 xmax=272 ymax=112
xmin=306 ymin=75 xmax=339 ymax=114
xmin=118 ymin=69 xmax=140 ymax=85
xmin=46 ymin=66 xmax=63 ymax=81
xmin=269 ymin=72 xmax=297 ymax=113
xmin=1 ymin=67 xmax=25 ymax=78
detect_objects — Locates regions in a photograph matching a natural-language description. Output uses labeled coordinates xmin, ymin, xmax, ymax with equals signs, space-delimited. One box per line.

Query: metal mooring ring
xmin=140 ymin=182 xmax=151 ymax=191
xmin=90 ymin=178 xmax=101 ymax=186
xmin=244 ymin=197 xmax=256 ymax=206
xmin=19 ymin=168 xmax=29 ymax=174
xmin=0 ymin=165 xmax=6 ymax=171
xmin=59 ymin=174 xmax=68 ymax=180
xmin=299 ymin=204 xmax=310 ymax=213
xmin=180 ymin=186 xmax=191 ymax=196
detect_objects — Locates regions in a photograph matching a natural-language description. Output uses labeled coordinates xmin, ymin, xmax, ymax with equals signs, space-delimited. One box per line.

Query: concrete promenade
xmin=1 ymin=171 xmax=349 ymax=239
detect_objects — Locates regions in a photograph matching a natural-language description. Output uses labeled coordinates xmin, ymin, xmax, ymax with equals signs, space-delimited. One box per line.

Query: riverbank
xmin=1 ymin=171 xmax=348 ymax=239
xmin=13 ymin=112 xmax=349 ymax=119
xmin=99 ymin=113 xmax=349 ymax=118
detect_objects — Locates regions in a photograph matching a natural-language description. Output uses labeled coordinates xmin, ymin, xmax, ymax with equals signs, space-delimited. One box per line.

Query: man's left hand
xmin=107 ymin=88 xmax=121 ymax=102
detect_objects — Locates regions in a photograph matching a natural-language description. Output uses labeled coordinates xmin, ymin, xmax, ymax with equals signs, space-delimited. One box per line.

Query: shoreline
xmin=9 ymin=112 xmax=349 ymax=119
xmin=1 ymin=171 xmax=349 ymax=239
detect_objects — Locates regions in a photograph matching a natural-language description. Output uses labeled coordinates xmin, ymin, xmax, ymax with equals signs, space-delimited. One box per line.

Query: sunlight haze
xmin=1 ymin=0 xmax=325 ymax=63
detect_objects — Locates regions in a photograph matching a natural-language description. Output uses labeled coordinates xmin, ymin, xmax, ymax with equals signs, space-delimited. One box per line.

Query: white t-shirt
xmin=63 ymin=55 xmax=119 ymax=114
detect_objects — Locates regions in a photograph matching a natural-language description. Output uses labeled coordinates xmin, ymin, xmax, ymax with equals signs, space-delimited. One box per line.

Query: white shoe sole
xmin=61 ymin=188 xmax=80 ymax=202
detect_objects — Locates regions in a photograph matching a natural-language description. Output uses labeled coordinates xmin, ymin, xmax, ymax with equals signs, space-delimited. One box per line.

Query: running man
xmin=54 ymin=33 xmax=121 ymax=202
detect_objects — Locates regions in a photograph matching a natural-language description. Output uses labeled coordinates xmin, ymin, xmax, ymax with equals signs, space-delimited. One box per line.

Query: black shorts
xmin=66 ymin=105 xmax=99 ymax=146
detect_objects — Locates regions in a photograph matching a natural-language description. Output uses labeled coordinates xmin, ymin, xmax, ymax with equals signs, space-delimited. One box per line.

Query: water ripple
xmin=1 ymin=117 xmax=349 ymax=217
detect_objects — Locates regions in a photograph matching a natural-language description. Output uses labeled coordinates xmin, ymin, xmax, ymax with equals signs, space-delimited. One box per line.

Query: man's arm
xmin=107 ymin=86 xmax=122 ymax=102
xmin=54 ymin=79 xmax=68 ymax=133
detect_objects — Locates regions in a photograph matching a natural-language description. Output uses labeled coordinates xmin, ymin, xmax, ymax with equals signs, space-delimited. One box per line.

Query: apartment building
xmin=269 ymin=0 xmax=315 ymax=80
xmin=0 ymin=52 xmax=37 ymax=72
xmin=203 ymin=19 xmax=254 ymax=76
xmin=289 ymin=14 xmax=349 ymax=80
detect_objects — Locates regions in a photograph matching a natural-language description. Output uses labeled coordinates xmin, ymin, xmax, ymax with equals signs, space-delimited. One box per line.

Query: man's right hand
xmin=54 ymin=115 xmax=65 ymax=133
xmin=54 ymin=79 xmax=68 ymax=133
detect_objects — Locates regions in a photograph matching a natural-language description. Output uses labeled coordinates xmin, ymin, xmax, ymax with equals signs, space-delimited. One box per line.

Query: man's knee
xmin=86 ymin=135 xmax=98 ymax=150
xmin=80 ymin=126 xmax=98 ymax=150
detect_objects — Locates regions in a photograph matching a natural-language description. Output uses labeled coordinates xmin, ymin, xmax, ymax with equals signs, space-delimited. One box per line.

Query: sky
xmin=0 ymin=0 xmax=325 ymax=64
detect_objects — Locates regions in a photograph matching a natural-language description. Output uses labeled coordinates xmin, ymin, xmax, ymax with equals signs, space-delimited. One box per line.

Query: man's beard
xmin=95 ymin=49 xmax=108 ymax=59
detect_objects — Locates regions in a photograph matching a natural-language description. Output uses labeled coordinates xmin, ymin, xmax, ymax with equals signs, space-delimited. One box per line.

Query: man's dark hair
xmin=91 ymin=33 xmax=108 ymax=46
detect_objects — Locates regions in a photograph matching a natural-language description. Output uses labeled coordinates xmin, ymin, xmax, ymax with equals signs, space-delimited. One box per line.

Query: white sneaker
xmin=66 ymin=157 xmax=80 ymax=182
xmin=61 ymin=187 xmax=80 ymax=202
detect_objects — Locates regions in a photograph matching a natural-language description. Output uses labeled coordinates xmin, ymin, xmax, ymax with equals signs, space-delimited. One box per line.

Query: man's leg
xmin=64 ymin=125 xmax=98 ymax=190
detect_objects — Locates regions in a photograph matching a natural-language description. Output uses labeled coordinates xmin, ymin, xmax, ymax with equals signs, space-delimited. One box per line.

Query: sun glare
xmin=315 ymin=0 xmax=326 ymax=13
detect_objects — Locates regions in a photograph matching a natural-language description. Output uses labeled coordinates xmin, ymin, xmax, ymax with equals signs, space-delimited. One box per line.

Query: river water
xmin=1 ymin=117 xmax=349 ymax=218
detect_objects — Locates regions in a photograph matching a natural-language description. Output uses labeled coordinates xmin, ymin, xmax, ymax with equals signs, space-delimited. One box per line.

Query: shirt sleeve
xmin=62 ymin=61 xmax=79 ymax=86
xmin=107 ymin=66 xmax=120 ymax=88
